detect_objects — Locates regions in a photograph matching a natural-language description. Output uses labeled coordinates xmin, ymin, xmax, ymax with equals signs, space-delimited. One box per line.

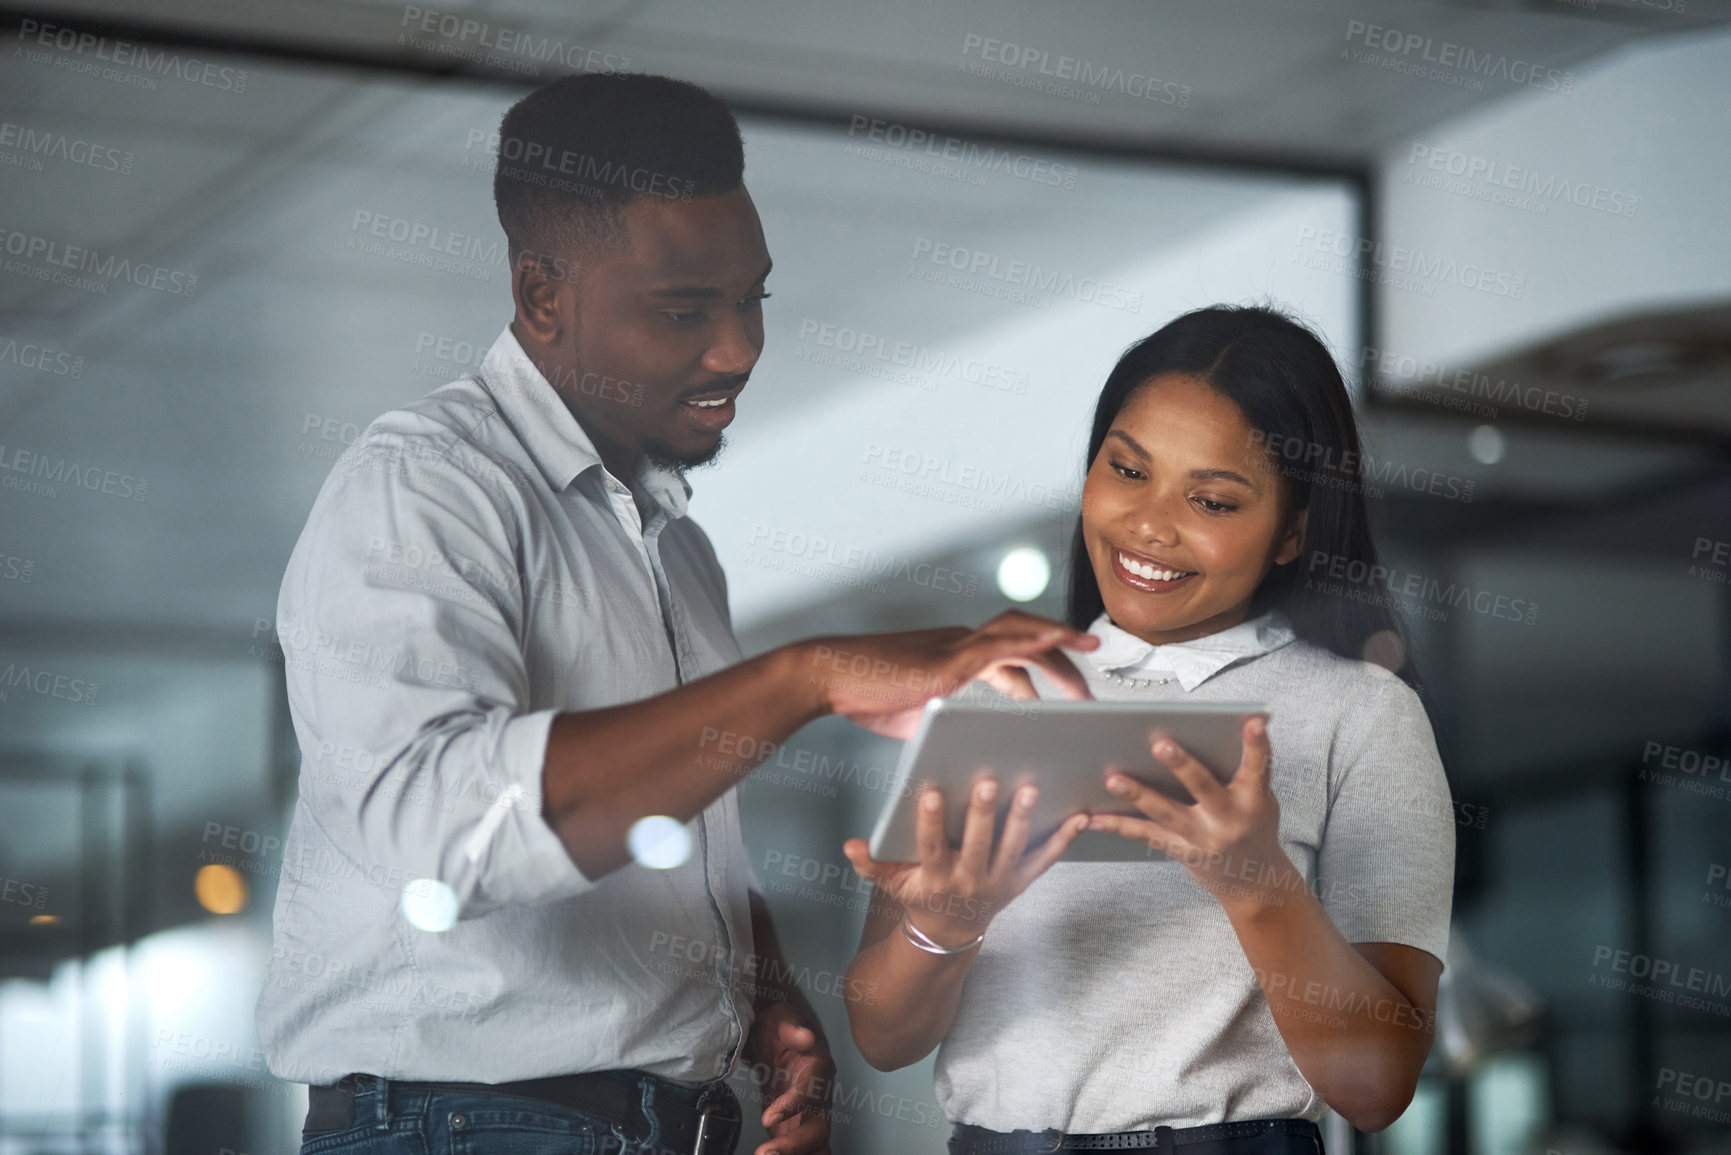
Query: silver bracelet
xmin=899 ymin=909 xmax=984 ymax=955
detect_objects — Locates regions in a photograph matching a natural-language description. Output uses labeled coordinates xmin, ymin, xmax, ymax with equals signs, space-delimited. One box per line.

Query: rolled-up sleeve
xmin=1314 ymin=671 xmax=1455 ymax=965
xmin=278 ymin=431 xmax=593 ymax=918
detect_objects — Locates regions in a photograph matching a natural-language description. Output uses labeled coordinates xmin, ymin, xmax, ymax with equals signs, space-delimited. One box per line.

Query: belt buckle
xmin=690 ymin=1092 xmax=739 ymax=1155
xmin=1037 ymin=1128 xmax=1065 ymax=1153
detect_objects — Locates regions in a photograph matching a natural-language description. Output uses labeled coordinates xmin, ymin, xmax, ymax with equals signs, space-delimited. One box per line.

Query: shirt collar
xmin=477 ymin=325 xmax=691 ymax=518
xmin=1085 ymin=609 xmax=1295 ymax=691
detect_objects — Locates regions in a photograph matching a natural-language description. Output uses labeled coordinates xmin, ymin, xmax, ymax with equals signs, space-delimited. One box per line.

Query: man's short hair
xmin=493 ymin=72 xmax=745 ymax=270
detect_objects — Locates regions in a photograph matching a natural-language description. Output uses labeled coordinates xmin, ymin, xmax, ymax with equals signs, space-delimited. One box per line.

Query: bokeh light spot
xmin=401 ymin=878 xmax=460 ymax=932
xmin=628 ymin=815 xmax=693 ymax=870
xmin=194 ymin=864 xmax=248 ymax=915
xmin=997 ymin=547 xmax=1052 ymax=602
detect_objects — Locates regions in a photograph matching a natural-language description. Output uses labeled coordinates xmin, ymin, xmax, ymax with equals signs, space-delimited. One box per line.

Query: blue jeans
xmin=300 ymin=1074 xmax=727 ymax=1155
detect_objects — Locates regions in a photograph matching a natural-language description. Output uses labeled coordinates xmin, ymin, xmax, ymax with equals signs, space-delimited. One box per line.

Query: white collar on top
xmin=1085 ymin=609 xmax=1295 ymax=692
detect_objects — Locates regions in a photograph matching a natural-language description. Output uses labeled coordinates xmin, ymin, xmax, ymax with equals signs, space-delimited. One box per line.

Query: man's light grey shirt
xmin=257 ymin=326 xmax=755 ymax=1085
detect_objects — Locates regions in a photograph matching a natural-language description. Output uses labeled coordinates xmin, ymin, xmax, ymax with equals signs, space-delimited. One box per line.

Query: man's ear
xmin=511 ymin=250 xmax=567 ymax=345
xmin=1273 ymin=507 xmax=1308 ymax=566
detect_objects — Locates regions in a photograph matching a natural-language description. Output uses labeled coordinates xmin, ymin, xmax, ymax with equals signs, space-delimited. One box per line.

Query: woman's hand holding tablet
xmin=1086 ymin=716 xmax=1298 ymax=912
xmin=842 ymin=780 xmax=1090 ymax=949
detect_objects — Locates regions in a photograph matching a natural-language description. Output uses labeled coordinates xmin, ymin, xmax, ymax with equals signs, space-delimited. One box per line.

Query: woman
xmin=841 ymin=305 xmax=1455 ymax=1154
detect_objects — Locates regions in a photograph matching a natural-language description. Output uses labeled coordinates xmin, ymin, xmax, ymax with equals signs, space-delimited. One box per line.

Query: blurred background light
xmin=1468 ymin=425 xmax=1508 ymax=466
xmin=193 ymin=864 xmax=248 ymax=915
xmin=996 ymin=547 xmax=1052 ymax=603
xmin=628 ymin=815 xmax=694 ymax=870
xmin=400 ymin=878 xmax=460 ymax=932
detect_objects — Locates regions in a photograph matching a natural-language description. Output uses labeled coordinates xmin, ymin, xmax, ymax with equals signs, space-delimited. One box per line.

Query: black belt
xmin=307 ymin=1070 xmax=742 ymax=1154
xmin=951 ymin=1118 xmax=1324 ymax=1155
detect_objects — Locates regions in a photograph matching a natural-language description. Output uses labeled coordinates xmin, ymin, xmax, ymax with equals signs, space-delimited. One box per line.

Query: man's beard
xmin=642 ymin=432 xmax=727 ymax=472
xmin=553 ymin=348 xmax=730 ymax=473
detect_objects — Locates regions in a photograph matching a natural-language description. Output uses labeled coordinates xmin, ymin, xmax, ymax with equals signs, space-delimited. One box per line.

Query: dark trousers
xmin=948 ymin=1118 xmax=1325 ymax=1155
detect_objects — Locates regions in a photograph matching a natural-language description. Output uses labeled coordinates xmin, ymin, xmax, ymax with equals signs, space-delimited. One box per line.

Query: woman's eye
xmin=1110 ymin=462 xmax=1145 ymax=481
xmin=1194 ymin=497 xmax=1237 ymax=514
xmin=663 ymin=309 xmax=703 ymax=324
xmin=742 ymin=292 xmax=771 ymax=308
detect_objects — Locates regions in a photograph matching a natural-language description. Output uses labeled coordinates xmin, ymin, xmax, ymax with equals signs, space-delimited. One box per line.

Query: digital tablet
xmin=866 ymin=698 xmax=1267 ymax=863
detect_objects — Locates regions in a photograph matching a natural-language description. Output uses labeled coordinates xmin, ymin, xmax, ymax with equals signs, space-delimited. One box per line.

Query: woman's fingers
xmin=913 ymin=785 xmax=950 ymax=868
xmin=843 ymin=843 xmax=915 ymax=902
xmin=1148 ymin=734 xmax=1226 ymax=803
xmin=1103 ymin=770 xmax=1191 ymax=834
xmin=956 ymin=778 xmax=999 ymax=879
xmin=990 ymin=785 xmax=1039 ymax=877
xmin=1013 ymin=812 xmax=1090 ymax=887
xmin=1234 ymin=715 xmax=1273 ymax=795
xmin=841 ymin=838 xmax=884 ymax=879
xmin=1087 ymin=812 xmax=1186 ymax=858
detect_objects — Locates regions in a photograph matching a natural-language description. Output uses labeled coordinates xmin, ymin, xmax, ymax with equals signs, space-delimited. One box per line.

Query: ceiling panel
xmin=7 ymin=0 xmax=1720 ymax=163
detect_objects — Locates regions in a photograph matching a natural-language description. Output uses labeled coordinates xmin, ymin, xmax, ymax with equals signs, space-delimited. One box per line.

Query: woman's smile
xmin=1108 ymin=545 xmax=1198 ymax=592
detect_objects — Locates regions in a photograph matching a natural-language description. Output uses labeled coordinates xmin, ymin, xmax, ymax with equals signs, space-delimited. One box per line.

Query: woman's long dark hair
xmin=1065 ymin=305 xmax=1411 ymax=679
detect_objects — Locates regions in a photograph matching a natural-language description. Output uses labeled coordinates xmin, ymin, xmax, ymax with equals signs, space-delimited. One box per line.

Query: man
xmin=257 ymin=72 xmax=1095 ymax=1155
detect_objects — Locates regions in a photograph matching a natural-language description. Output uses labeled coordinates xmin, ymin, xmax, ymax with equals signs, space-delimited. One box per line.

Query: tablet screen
xmin=866 ymin=698 xmax=1266 ymax=863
